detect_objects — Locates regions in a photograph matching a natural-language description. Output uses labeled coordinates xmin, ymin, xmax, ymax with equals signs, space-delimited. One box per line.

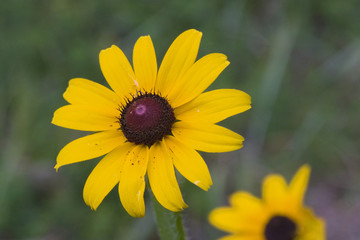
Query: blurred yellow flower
xmin=209 ymin=165 xmax=325 ymax=240
xmin=52 ymin=29 xmax=251 ymax=217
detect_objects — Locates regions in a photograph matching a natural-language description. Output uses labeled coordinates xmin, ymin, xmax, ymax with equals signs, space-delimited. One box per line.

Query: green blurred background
xmin=1 ymin=0 xmax=359 ymax=239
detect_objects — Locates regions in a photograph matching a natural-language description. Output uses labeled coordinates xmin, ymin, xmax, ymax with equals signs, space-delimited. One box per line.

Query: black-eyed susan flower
xmin=52 ymin=29 xmax=251 ymax=217
xmin=209 ymin=165 xmax=325 ymax=240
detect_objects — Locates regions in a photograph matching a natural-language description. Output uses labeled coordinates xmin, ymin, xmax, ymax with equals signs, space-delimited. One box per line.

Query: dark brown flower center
xmin=119 ymin=92 xmax=175 ymax=146
xmin=264 ymin=215 xmax=297 ymax=240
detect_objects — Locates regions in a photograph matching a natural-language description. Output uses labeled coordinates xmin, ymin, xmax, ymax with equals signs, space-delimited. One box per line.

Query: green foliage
xmin=151 ymin=191 xmax=185 ymax=240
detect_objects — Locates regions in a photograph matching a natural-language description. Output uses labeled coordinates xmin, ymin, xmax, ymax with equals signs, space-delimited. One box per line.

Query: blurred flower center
xmin=120 ymin=92 xmax=175 ymax=146
xmin=264 ymin=215 xmax=297 ymax=240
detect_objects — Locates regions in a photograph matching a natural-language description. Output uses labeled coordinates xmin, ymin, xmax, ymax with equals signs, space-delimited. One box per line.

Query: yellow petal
xmin=52 ymin=105 xmax=119 ymax=131
xmin=262 ymin=174 xmax=289 ymax=212
xmin=229 ymin=192 xmax=267 ymax=227
xmin=301 ymin=208 xmax=326 ymax=240
xmin=209 ymin=207 xmax=262 ymax=234
xmin=63 ymin=78 xmax=121 ymax=113
xmin=219 ymin=235 xmax=262 ymax=240
xmin=218 ymin=235 xmax=242 ymax=240
xmin=147 ymin=141 xmax=187 ymax=212
xmin=163 ymin=135 xmax=212 ymax=191
xmin=209 ymin=207 xmax=244 ymax=233
xmin=174 ymin=89 xmax=251 ymax=123
xmin=133 ymin=36 xmax=157 ymax=91
xmin=119 ymin=145 xmax=149 ymax=218
xmin=172 ymin=122 xmax=244 ymax=153
xmin=169 ymin=53 xmax=230 ymax=108
xmin=289 ymin=164 xmax=310 ymax=207
xmin=55 ymin=130 xmax=126 ymax=170
xmin=155 ymin=29 xmax=202 ymax=97
xmin=99 ymin=45 xmax=137 ymax=98
xmin=83 ymin=142 xmax=134 ymax=210
xmin=209 ymin=192 xmax=265 ymax=236
xmin=229 ymin=192 xmax=263 ymax=212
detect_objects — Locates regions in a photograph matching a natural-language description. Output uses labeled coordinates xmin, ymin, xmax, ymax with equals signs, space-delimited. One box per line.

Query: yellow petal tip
xmin=130 ymin=212 xmax=145 ymax=218
xmin=99 ymin=46 xmax=112 ymax=55
xmin=195 ymin=180 xmax=213 ymax=191
xmin=293 ymin=164 xmax=311 ymax=185
xmin=300 ymin=164 xmax=311 ymax=173
xmin=187 ymin=28 xmax=202 ymax=34
xmin=54 ymin=164 xmax=60 ymax=172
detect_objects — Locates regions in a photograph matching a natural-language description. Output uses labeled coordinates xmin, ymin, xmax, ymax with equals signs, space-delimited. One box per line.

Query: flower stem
xmin=150 ymin=190 xmax=186 ymax=240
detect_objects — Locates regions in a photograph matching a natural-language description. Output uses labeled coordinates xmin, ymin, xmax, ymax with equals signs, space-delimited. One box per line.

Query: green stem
xmin=150 ymin=190 xmax=186 ymax=240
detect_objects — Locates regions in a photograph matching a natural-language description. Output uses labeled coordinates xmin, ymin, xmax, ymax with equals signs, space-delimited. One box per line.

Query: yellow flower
xmin=209 ymin=165 xmax=325 ymax=240
xmin=52 ymin=29 xmax=251 ymax=217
